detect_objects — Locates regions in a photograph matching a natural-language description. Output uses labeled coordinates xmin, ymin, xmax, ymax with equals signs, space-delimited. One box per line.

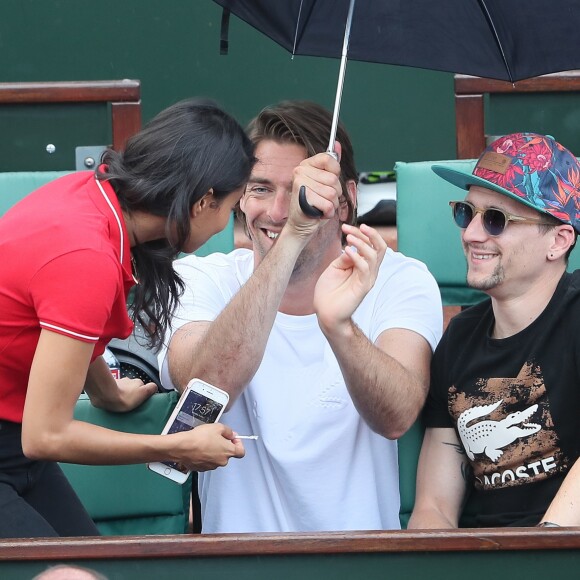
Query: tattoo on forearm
xmin=443 ymin=441 xmax=466 ymax=456
xmin=442 ymin=441 xmax=473 ymax=483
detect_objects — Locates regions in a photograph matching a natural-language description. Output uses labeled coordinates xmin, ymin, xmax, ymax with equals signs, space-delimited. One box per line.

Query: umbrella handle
xmin=298 ymin=150 xmax=339 ymax=218
xmin=298 ymin=185 xmax=323 ymax=218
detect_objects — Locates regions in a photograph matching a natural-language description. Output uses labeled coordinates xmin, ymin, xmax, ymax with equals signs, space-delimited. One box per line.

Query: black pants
xmin=0 ymin=420 xmax=100 ymax=538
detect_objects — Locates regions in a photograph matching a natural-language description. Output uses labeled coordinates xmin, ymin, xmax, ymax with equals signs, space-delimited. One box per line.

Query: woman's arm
xmin=21 ymin=329 xmax=244 ymax=469
xmin=84 ymin=353 xmax=156 ymax=412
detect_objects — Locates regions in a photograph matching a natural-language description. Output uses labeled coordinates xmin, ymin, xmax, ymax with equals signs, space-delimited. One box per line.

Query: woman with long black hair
xmin=0 ymin=98 xmax=253 ymax=538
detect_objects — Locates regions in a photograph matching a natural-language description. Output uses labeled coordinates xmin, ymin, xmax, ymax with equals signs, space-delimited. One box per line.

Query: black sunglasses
xmin=449 ymin=201 xmax=553 ymax=237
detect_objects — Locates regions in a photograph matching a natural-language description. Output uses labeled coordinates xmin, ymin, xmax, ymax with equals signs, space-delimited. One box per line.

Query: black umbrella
xmin=215 ymin=0 xmax=580 ymax=215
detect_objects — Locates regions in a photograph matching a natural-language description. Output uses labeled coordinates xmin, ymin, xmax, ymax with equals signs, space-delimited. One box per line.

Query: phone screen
xmin=163 ymin=389 xmax=225 ymax=473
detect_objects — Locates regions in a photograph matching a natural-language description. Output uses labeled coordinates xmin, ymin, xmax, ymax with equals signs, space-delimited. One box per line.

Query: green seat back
xmin=397 ymin=419 xmax=424 ymax=529
xmin=190 ymin=212 xmax=235 ymax=256
xmin=0 ymin=170 xmax=234 ymax=255
xmin=60 ymin=392 xmax=192 ymax=536
xmin=395 ymin=160 xmax=580 ymax=306
xmin=395 ymin=160 xmax=485 ymax=307
xmin=0 ymin=171 xmax=73 ymax=216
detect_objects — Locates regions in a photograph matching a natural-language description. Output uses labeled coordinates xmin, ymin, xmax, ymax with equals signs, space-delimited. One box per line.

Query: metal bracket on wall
xmin=75 ymin=145 xmax=107 ymax=171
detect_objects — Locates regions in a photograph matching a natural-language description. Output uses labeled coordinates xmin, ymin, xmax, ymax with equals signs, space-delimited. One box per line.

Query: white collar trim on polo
xmin=94 ymin=176 xmax=125 ymax=265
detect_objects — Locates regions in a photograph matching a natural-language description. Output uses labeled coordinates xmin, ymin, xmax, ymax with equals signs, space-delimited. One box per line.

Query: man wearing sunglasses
xmin=408 ymin=132 xmax=580 ymax=529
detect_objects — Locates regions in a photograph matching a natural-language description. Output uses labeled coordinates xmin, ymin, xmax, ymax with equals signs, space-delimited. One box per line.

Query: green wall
xmin=0 ymin=0 xmax=455 ymax=172
xmin=1 ymin=1 xmax=579 ymax=173
xmin=488 ymin=93 xmax=580 ymax=154
xmin=4 ymin=549 xmax=580 ymax=580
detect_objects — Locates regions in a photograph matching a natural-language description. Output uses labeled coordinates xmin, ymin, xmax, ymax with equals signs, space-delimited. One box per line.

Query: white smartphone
xmin=147 ymin=378 xmax=229 ymax=484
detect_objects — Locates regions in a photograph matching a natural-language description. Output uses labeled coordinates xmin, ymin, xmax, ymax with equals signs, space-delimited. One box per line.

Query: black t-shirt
xmin=425 ymin=271 xmax=580 ymax=527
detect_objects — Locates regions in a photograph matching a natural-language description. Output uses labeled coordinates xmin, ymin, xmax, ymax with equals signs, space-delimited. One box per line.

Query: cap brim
xmin=431 ymin=164 xmax=551 ymax=217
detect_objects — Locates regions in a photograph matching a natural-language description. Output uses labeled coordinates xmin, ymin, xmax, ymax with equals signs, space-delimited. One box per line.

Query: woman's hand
xmin=110 ymin=376 xmax=158 ymax=412
xmin=85 ymin=356 xmax=157 ymax=412
xmin=170 ymin=423 xmax=245 ymax=472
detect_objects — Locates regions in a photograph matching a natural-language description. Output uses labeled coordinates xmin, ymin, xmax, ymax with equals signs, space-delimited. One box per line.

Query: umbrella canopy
xmin=214 ymin=0 xmax=580 ymax=215
xmin=214 ymin=0 xmax=580 ymax=83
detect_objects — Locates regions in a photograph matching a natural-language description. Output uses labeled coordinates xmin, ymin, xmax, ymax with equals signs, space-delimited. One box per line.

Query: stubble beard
xmin=467 ymin=261 xmax=505 ymax=291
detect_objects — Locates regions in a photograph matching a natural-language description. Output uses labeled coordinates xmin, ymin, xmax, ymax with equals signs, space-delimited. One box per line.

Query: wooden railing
xmin=455 ymin=71 xmax=580 ymax=159
xmin=1 ymin=529 xmax=579 ymax=579
xmin=0 ymin=528 xmax=578 ymax=559
xmin=0 ymin=79 xmax=141 ymax=151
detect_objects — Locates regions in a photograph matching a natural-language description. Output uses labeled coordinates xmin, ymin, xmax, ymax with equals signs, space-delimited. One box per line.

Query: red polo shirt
xmin=0 ymin=170 xmax=135 ymax=422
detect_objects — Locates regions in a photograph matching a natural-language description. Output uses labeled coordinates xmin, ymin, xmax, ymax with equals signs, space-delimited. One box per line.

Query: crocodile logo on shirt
xmin=449 ymin=361 xmax=568 ymax=490
xmin=457 ymin=400 xmax=541 ymax=462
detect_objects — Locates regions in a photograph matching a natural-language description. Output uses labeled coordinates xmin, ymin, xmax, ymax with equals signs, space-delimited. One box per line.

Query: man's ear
xmin=190 ymin=189 xmax=214 ymax=218
xmin=548 ymin=224 xmax=576 ymax=260
xmin=239 ymin=189 xmax=248 ymax=213
xmin=339 ymin=179 xmax=357 ymax=221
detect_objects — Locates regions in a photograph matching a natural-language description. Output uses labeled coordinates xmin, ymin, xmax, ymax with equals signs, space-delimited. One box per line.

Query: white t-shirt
xmin=159 ymin=248 xmax=442 ymax=533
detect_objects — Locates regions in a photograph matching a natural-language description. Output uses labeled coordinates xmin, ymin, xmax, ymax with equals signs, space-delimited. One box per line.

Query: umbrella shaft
xmin=327 ymin=55 xmax=348 ymax=155
xmin=327 ymin=0 xmax=356 ymax=155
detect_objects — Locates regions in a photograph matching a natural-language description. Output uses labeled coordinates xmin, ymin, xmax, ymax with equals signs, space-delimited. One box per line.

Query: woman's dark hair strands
xmin=98 ymin=98 xmax=255 ymax=347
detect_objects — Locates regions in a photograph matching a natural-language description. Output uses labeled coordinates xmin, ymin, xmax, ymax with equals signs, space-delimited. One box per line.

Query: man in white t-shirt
xmin=158 ymin=101 xmax=442 ymax=533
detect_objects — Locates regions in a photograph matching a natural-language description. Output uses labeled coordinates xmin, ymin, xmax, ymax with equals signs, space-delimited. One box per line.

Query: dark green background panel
xmin=1 ymin=2 xmax=579 ymax=172
xmin=488 ymin=93 xmax=580 ymax=154
xmin=0 ymin=104 xmax=109 ymax=171
xmin=4 ymin=549 xmax=580 ymax=580
xmin=0 ymin=0 xmax=455 ymax=172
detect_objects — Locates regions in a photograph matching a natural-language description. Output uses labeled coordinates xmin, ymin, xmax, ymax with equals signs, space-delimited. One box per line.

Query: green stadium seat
xmin=60 ymin=392 xmax=192 ymax=536
xmin=397 ymin=420 xmax=423 ymax=529
xmin=0 ymin=171 xmax=72 ymax=216
xmin=395 ymin=160 xmax=486 ymax=307
xmin=0 ymin=170 xmax=235 ymax=254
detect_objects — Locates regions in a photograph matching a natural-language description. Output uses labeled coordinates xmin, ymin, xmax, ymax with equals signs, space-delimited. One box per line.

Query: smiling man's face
xmin=240 ymin=140 xmax=306 ymax=262
xmin=461 ymin=186 xmax=556 ymax=297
